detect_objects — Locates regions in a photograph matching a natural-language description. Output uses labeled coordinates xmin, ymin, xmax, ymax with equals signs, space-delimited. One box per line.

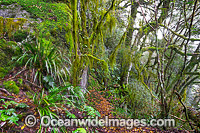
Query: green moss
xmin=18 ymin=78 xmax=23 ymax=85
xmin=13 ymin=30 xmax=28 ymax=42
xmin=3 ymin=80 xmax=20 ymax=94
xmin=0 ymin=0 xmax=71 ymax=46
xmin=0 ymin=39 xmax=7 ymax=48
xmin=0 ymin=16 xmax=3 ymax=38
xmin=0 ymin=67 xmax=8 ymax=78
xmin=0 ymin=39 xmax=17 ymax=52
xmin=0 ymin=51 xmax=8 ymax=67
xmin=0 ymin=39 xmax=22 ymax=67
xmin=0 ymin=16 xmax=27 ymax=39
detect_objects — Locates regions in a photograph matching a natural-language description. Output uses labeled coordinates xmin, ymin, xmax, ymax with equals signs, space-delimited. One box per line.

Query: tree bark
xmin=80 ymin=66 xmax=88 ymax=93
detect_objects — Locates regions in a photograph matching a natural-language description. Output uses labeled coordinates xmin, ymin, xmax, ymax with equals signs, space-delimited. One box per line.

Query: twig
xmin=181 ymin=0 xmax=198 ymax=78
xmin=0 ymin=88 xmax=11 ymax=95
xmin=6 ymin=67 xmax=27 ymax=81
xmin=23 ymin=79 xmax=42 ymax=89
xmin=159 ymin=24 xmax=200 ymax=41
xmin=136 ymin=1 xmax=155 ymax=31
xmin=169 ymin=114 xmax=186 ymax=122
xmin=0 ymin=96 xmax=13 ymax=101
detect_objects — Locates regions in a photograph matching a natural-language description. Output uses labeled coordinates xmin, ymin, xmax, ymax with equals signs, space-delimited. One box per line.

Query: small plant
xmin=65 ymin=110 xmax=77 ymax=119
xmin=0 ymin=99 xmax=29 ymax=109
xmin=0 ymin=109 xmax=19 ymax=126
xmin=33 ymin=88 xmax=59 ymax=133
xmin=65 ymin=85 xmax=87 ymax=106
xmin=33 ymin=87 xmax=71 ymax=133
xmin=16 ymin=103 xmax=29 ymax=108
xmin=17 ymin=78 xmax=23 ymax=85
xmin=83 ymin=105 xmax=101 ymax=118
xmin=16 ymin=37 xmax=69 ymax=86
xmin=0 ymin=99 xmax=29 ymax=126
xmin=3 ymin=80 xmax=20 ymax=94
xmin=72 ymin=128 xmax=87 ymax=133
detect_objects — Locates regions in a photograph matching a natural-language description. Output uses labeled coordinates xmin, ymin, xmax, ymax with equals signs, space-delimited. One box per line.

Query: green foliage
xmin=25 ymin=91 xmax=34 ymax=99
xmin=0 ymin=39 xmax=21 ymax=72
xmin=65 ymin=110 xmax=77 ymax=119
xmin=0 ymin=67 xmax=8 ymax=78
xmin=86 ymin=54 xmax=109 ymax=74
xmin=15 ymin=37 xmax=69 ymax=86
xmin=72 ymin=128 xmax=87 ymax=133
xmin=17 ymin=78 xmax=23 ymax=85
xmin=0 ymin=0 xmax=70 ymax=22
xmin=13 ymin=30 xmax=28 ymax=42
xmin=66 ymin=85 xmax=87 ymax=105
xmin=33 ymin=83 xmax=74 ymax=117
xmin=109 ymin=81 xmax=156 ymax=120
xmin=33 ymin=84 xmax=85 ymax=133
xmin=3 ymin=80 xmax=20 ymax=94
xmin=109 ymin=27 xmax=127 ymax=69
xmin=31 ymin=86 xmax=67 ymax=132
xmin=33 ymin=88 xmax=58 ymax=119
xmin=1 ymin=0 xmax=199 ymax=131
xmin=0 ymin=99 xmax=29 ymax=109
xmin=37 ymin=20 xmax=70 ymax=47
xmin=0 ymin=99 xmax=17 ymax=109
xmin=83 ymin=105 xmax=101 ymax=118
xmin=0 ymin=109 xmax=19 ymax=126
xmin=0 ymin=17 xmax=27 ymax=40
xmin=16 ymin=103 xmax=29 ymax=108
xmin=43 ymin=75 xmax=57 ymax=89
xmin=0 ymin=99 xmax=29 ymax=126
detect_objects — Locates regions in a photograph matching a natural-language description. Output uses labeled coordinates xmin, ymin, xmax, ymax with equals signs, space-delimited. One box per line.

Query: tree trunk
xmin=120 ymin=0 xmax=138 ymax=86
xmin=80 ymin=66 xmax=88 ymax=93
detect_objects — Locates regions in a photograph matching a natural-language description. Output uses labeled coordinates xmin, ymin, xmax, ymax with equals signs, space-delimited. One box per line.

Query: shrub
xmin=16 ymin=37 xmax=69 ymax=86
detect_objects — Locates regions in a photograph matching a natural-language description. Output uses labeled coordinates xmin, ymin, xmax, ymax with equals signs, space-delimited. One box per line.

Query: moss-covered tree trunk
xmin=119 ymin=0 xmax=138 ymax=87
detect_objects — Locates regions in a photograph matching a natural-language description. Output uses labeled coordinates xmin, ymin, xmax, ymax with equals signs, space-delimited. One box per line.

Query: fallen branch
xmin=23 ymin=79 xmax=42 ymax=89
xmin=0 ymin=88 xmax=11 ymax=95
xmin=6 ymin=67 xmax=27 ymax=81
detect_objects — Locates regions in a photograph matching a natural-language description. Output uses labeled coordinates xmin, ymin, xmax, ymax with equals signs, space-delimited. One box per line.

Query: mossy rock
xmin=3 ymin=80 xmax=20 ymax=94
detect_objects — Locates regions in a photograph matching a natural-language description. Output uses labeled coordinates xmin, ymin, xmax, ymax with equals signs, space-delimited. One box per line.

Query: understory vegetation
xmin=0 ymin=0 xmax=200 ymax=132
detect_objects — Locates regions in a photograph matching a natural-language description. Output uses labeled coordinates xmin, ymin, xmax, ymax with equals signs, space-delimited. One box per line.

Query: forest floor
xmin=0 ymin=68 xmax=187 ymax=133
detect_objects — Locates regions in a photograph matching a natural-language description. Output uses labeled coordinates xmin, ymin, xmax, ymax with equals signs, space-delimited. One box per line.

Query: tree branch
xmin=175 ymin=90 xmax=194 ymax=130
xmin=160 ymin=24 xmax=200 ymax=41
